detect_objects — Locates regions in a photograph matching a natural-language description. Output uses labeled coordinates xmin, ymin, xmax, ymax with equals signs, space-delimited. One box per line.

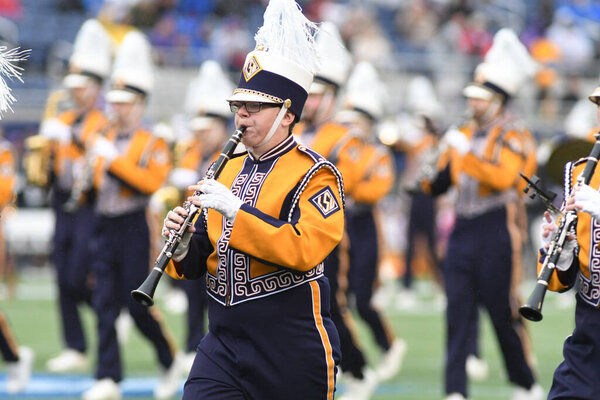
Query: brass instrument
xmin=23 ymin=135 xmax=52 ymax=187
xmin=131 ymin=127 xmax=246 ymax=306
xmin=519 ymin=133 xmax=600 ymax=321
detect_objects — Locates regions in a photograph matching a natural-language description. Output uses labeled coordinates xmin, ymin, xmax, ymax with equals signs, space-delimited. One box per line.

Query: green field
xmin=0 ymin=271 xmax=575 ymax=399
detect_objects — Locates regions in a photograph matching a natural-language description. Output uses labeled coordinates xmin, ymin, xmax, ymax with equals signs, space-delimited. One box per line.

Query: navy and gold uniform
xmin=429 ymin=113 xmax=538 ymax=397
xmin=171 ymin=135 xmax=344 ymax=399
xmin=49 ymin=109 xmax=107 ymax=358
xmin=90 ymin=125 xmax=176 ymax=382
xmin=540 ymin=158 xmax=600 ymax=399
xmin=347 ymin=140 xmax=396 ymax=352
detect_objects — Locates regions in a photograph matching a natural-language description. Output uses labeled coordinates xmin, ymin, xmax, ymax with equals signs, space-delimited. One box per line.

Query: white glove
xmin=442 ymin=127 xmax=470 ymax=156
xmin=556 ymin=237 xmax=577 ymax=271
xmin=40 ymin=118 xmax=71 ymax=144
xmin=573 ymin=184 xmax=600 ymax=220
xmin=162 ymin=208 xmax=193 ymax=262
xmin=539 ymin=213 xmax=555 ymax=248
xmin=91 ymin=137 xmax=118 ymax=163
xmin=197 ymin=179 xmax=243 ymax=223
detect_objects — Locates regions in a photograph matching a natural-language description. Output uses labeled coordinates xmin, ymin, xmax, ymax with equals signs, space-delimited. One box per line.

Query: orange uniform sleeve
xmin=460 ymin=131 xmax=525 ymax=191
xmin=0 ymin=147 xmax=15 ymax=207
xmin=228 ymin=168 xmax=344 ymax=272
xmin=108 ymin=134 xmax=172 ymax=194
xmin=351 ymin=147 xmax=395 ymax=204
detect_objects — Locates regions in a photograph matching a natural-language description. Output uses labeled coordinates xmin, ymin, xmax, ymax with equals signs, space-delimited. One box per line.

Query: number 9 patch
xmin=309 ymin=186 xmax=340 ymax=218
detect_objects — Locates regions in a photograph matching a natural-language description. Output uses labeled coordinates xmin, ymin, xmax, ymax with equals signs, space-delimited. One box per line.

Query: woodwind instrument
xmin=131 ymin=127 xmax=245 ymax=306
xmin=519 ymin=133 xmax=600 ymax=321
xmin=63 ymin=120 xmax=114 ymax=213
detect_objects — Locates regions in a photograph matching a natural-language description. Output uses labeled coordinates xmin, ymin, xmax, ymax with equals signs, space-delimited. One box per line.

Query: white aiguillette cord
xmin=254 ymin=99 xmax=292 ymax=149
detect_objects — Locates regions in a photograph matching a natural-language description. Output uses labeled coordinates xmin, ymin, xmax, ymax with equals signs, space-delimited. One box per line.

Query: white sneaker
xmin=466 ymin=354 xmax=488 ymax=381
xmin=6 ymin=346 xmax=34 ymax=393
xmin=154 ymin=353 xmax=185 ymax=399
xmin=395 ymin=289 xmax=418 ymax=310
xmin=376 ymin=338 xmax=407 ymax=381
xmin=46 ymin=348 xmax=88 ymax=372
xmin=180 ymin=351 xmax=196 ymax=375
xmin=116 ymin=310 xmax=133 ymax=345
xmin=444 ymin=393 xmax=467 ymax=400
xmin=339 ymin=367 xmax=378 ymax=400
xmin=82 ymin=378 xmax=121 ymax=400
xmin=511 ymin=383 xmax=544 ymax=400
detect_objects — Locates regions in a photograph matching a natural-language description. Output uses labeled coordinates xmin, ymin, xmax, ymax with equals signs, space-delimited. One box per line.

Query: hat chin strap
xmin=253 ymin=100 xmax=291 ymax=149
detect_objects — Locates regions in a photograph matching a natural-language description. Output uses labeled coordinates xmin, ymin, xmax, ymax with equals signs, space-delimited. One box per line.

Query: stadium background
xmin=0 ymin=0 xmax=598 ymax=398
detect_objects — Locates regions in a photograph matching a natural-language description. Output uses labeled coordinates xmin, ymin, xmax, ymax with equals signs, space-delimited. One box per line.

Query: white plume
xmin=254 ymin=0 xmax=320 ymax=75
xmin=0 ymin=46 xmax=29 ymax=117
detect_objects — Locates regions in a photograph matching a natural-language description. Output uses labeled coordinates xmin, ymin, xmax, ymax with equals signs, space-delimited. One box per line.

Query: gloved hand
xmin=40 ymin=118 xmax=71 ymax=144
xmin=197 ymin=179 xmax=243 ymax=223
xmin=162 ymin=207 xmax=194 ymax=262
xmin=442 ymin=127 xmax=470 ymax=156
xmin=573 ymin=183 xmax=600 ymax=220
xmin=556 ymin=236 xmax=577 ymax=271
xmin=540 ymin=211 xmax=576 ymax=271
xmin=91 ymin=136 xmax=118 ymax=163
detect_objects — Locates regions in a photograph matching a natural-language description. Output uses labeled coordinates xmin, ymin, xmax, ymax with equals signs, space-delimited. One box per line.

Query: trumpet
xmin=131 ymin=127 xmax=246 ymax=306
xmin=519 ymin=133 xmax=600 ymax=321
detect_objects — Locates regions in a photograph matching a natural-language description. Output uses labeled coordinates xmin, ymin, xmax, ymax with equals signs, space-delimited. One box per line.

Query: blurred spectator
xmin=208 ymin=15 xmax=252 ymax=72
xmin=0 ymin=0 xmax=21 ymax=19
xmin=341 ymin=6 xmax=393 ymax=65
xmin=546 ymin=7 xmax=595 ymax=73
xmin=394 ymin=0 xmax=440 ymax=52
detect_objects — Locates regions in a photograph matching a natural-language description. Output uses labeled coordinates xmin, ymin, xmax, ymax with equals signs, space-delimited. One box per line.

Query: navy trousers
xmin=51 ymin=191 xmax=94 ymax=353
xmin=347 ymin=209 xmax=390 ymax=351
xmin=443 ymin=207 xmax=535 ymax=397
xmin=91 ymin=211 xmax=174 ymax=382
xmin=549 ymin=296 xmax=600 ymax=399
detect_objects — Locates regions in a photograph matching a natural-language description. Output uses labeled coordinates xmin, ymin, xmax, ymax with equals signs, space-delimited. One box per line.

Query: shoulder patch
xmin=309 ymin=186 xmax=340 ymax=218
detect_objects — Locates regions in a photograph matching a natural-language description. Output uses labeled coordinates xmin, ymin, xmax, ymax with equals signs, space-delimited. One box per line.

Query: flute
xmin=131 ymin=127 xmax=245 ymax=306
xmin=520 ymin=132 xmax=600 ymax=321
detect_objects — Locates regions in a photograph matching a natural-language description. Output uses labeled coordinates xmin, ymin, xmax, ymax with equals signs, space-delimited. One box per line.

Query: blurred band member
xmin=39 ymin=19 xmax=112 ymax=373
xmin=83 ymin=31 xmax=181 ymax=400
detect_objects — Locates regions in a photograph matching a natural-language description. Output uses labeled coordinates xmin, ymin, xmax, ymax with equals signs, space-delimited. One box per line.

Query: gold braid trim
xmin=232 ymin=89 xmax=283 ymax=104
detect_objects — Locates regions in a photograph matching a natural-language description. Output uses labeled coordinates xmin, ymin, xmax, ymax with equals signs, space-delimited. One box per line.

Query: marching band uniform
xmin=426 ymin=30 xmax=542 ymax=400
xmin=39 ymin=19 xmax=112 ymax=373
xmin=83 ymin=31 xmax=180 ymax=400
xmin=0 ymin=137 xmax=33 ymax=394
xmin=165 ymin=2 xmax=343 ymax=398
xmin=538 ymin=87 xmax=600 ymax=399
xmin=337 ymin=61 xmax=406 ymax=388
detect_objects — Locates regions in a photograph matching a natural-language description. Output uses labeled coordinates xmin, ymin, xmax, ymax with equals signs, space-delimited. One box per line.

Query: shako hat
xmin=463 ymin=28 xmax=537 ymax=103
xmin=64 ymin=19 xmax=113 ymax=89
xmin=106 ymin=30 xmax=154 ymax=103
xmin=227 ymin=0 xmax=319 ymax=120
xmin=184 ymin=60 xmax=234 ymax=130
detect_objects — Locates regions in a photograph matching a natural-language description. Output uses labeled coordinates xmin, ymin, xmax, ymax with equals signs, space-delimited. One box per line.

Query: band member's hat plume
xmin=0 ymin=46 xmax=30 ymax=117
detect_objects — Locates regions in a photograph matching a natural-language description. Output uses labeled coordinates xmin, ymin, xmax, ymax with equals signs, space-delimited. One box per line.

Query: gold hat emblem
xmin=243 ymin=55 xmax=262 ymax=82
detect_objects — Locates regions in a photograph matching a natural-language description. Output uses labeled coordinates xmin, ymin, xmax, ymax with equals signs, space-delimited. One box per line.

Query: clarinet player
xmin=162 ymin=1 xmax=344 ymax=398
xmin=539 ymin=85 xmax=600 ymax=399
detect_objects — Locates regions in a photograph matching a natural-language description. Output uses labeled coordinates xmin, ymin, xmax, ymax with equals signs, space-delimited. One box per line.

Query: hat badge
xmin=243 ymin=55 xmax=262 ymax=82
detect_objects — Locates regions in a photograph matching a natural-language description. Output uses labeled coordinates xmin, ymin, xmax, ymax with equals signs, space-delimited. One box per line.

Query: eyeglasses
xmin=229 ymin=101 xmax=279 ymax=114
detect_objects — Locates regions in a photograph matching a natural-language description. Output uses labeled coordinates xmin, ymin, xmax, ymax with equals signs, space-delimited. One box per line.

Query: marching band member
xmin=0 ymin=127 xmax=33 ymax=394
xmin=39 ymin=19 xmax=112 ymax=373
xmin=538 ymin=86 xmax=600 ymax=399
xmin=82 ymin=30 xmax=180 ymax=400
xmin=163 ymin=1 xmax=343 ymax=398
xmin=336 ymin=61 xmax=406 ymax=387
xmin=296 ymin=22 xmax=378 ymax=399
xmin=397 ymin=75 xmax=444 ymax=310
xmin=171 ymin=59 xmax=235 ymax=369
xmin=422 ymin=29 xmax=543 ymax=400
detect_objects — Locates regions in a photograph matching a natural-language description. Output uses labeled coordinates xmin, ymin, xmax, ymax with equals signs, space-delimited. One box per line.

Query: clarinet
xmin=131 ymin=127 xmax=246 ymax=306
xmin=520 ymin=132 xmax=600 ymax=321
